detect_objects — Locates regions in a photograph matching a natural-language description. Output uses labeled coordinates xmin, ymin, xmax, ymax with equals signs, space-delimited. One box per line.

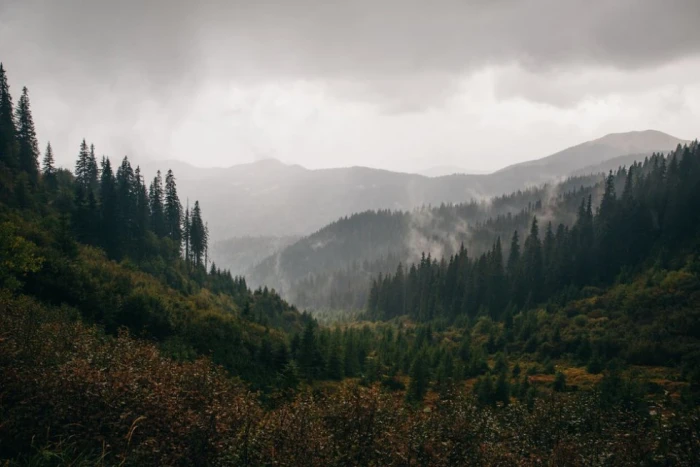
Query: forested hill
xmin=0 ymin=63 xmax=311 ymax=388
xmin=249 ymin=172 xmax=607 ymax=311
xmin=369 ymin=143 xmax=700 ymax=324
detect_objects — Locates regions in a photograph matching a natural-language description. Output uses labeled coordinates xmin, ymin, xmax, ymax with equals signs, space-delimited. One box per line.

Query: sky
xmin=1 ymin=0 xmax=699 ymax=174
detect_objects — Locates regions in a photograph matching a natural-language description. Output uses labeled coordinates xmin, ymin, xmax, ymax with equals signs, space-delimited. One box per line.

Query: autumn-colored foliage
xmin=2 ymin=294 xmax=699 ymax=466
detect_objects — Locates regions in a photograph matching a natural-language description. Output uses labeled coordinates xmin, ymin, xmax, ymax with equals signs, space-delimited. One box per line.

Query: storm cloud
xmin=0 ymin=0 xmax=699 ymax=171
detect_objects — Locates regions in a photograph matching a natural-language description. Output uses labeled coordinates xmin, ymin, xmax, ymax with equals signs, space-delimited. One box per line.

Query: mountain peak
xmin=588 ymin=129 xmax=688 ymax=152
xmin=249 ymin=158 xmax=286 ymax=167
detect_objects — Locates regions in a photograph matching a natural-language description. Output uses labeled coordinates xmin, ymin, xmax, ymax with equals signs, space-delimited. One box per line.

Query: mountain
xmin=248 ymin=173 xmax=603 ymax=308
xmin=149 ymin=131 xmax=687 ymax=249
xmin=418 ymin=165 xmax=481 ymax=177
xmin=198 ymin=130 xmax=687 ymax=278
xmin=491 ymin=130 xmax=689 ymax=189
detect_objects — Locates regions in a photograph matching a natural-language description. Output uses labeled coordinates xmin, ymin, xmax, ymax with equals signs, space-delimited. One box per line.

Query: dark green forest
xmin=1 ymin=63 xmax=700 ymax=465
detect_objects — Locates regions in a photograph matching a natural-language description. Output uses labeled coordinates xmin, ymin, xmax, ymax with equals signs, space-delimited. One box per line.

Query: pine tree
xmin=149 ymin=171 xmax=166 ymax=237
xmin=523 ymin=216 xmax=543 ymax=304
xmin=597 ymin=171 xmax=620 ymax=282
xmin=75 ymin=139 xmax=90 ymax=188
xmin=435 ymin=351 xmax=454 ymax=391
xmin=204 ymin=222 xmax=209 ymax=269
xmin=494 ymin=371 xmax=511 ymax=405
xmin=599 ymin=171 xmax=617 ymax=221
xmin=0 ymin=63 xmax=18 ymax=169
xmin=406 ymin=352 xmax=429 ymax=403
xmin=507 ymin=230 xmax=524 ymax=306
xmin=164 ymin=169 xmax=182 ymax=246
xmin=116 ymin=157 xmax=136 ymax=251
xmin=87 ymin=143 xmax=99 ymax=192
xmin=14 ymin=87 xmax=40 ymax=183
xmin=190 ymin=200 xmax=207 ymax=267
xmin=488 ymin=237 xmax=506 ymax=318
xmin=42 ymin=142 xmax=56 ymax=187
xmin=183 ymin=203 xmax=191 ymax=266
xmin=133 ymin=166 xmax=150 ymax=257
xmin=326 ymin=331 xmax=344 ymax=380
xmin=298 ymin=321 xmax=321 ymax=381
xmin=99 ymin=157 xmax=119 ymax=257
xmin=507 ymin=230 xmax=520 ymax=274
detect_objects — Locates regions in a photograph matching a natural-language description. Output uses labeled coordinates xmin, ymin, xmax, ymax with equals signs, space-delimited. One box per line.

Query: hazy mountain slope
xmin=211 ymin=235 xmax=299 ymax=276
xmin=419 ymin=165 xmax=476 ymax=177
xmin=141 ymin=131 xmax=687 ymax=248
xmin=491 ymin=130 xmax=688 ymax=189
xmin=248 ymin=174 xmax=603 ymax=303
xmin=571 ymin=152 xmax=657 ymax=177
xmin=250 ymin=136 xmax=691 ymax=310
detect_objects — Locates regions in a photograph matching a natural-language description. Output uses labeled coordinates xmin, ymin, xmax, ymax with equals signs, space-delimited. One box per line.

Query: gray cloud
xmin=2 ymin=0 xmax=699 ymax=87
xmin=0 ymin=0 xmax=698 ymax=172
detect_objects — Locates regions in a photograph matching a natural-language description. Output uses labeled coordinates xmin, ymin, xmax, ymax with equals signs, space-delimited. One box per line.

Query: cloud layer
xmin=0 ymin=0 xmax=698 ymax=172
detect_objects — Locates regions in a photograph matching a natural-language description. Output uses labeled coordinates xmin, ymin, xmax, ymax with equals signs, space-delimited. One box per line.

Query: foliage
xmin=2 ymin=297 xmax=699 ymax=465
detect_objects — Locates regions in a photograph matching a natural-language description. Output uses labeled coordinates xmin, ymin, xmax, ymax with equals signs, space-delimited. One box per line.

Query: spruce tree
xmin=0 ymin=63 xmax=18 ymax=169
xmin=523 ymin=216 xmax=543 ymax=304
xmin=42 ymin=142 xmax=56 ymax=185
xmin=298 ymin=321 xmax=321 ymax=381
xmin=133 ymin=166 xmax=150 ymax=257
xmin=75 ymin=139 xmax=90 ymax=188
xmin=87 ymin=143 xmax=99 ymax=192
xmin=406 ymin=353 xmax=429 ymax=403
xmin=507 ymin=230 xmax=524 ymax=306
xmin=99 ymin=157 xmax=119 ymax=257
xmin=326 ymin=332 xmax=344 ymax=380
xmin=190 ymin=200 xmax=207 ymax=267
xmin=149 ymin=171 xmax=166 ymax=237
xmin=164 ymin=169 xmax=182 ymax=245
xmin=116 ymin=157 xmax=136 ymax=251
xmin=183 ymin=204 xmax=191 ymax=266
xmin=14 ymin=87 xmax=40 ymax=183
xmin=507 ymin=230 xmax=520 ymax=274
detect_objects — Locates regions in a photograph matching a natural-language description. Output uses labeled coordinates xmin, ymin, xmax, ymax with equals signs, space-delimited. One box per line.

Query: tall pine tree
xmin=75 ymin=139 xmax=90 ymax=189
xmin=14 ymin=87 xmax=40 ymax=183
xmin=0 ymin=63 xmax=17 ymax=169
xmin=42 ymin=142 xmax=56 ymax=184
xmin=164 ymin=169 xmax=182 ymax=246
xmin=149 ymin=171 xmax=166 ymax=237
xmin=99 ymin=157 xmax=119 ymax=257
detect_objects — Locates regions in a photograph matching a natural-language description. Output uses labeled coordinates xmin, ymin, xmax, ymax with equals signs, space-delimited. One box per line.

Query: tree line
xmin=367 ymin=144 xmax=700 ymax=323
xmin=1 ymin=63 xmax=212 ymax=274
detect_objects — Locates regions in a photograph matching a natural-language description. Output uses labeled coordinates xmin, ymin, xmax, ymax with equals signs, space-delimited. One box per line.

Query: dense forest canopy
xmin=1 ymin=62 xmax=699 ymax=465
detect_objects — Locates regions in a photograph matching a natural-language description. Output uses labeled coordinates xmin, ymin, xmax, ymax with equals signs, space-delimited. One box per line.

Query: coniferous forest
xmin=1 ymin=61 xmax=700 ymax=466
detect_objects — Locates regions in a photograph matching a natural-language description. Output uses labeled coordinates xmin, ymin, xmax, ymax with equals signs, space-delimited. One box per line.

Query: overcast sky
xmin=1 ymin=0 xmax=699 ymax=173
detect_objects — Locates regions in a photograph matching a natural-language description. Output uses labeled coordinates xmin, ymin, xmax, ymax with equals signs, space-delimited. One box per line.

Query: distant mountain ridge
xmin=491 ymin=130 xmax=689 ymax=188
xmin=135 ymin=130 xmax=689 ymax=251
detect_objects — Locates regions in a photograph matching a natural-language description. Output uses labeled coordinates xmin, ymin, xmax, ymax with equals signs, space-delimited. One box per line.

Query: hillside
xmin=492 ymin=130 xmax=688 ymax=188
xmin=249 ymin=173 xmax=604 ymax=310
xmin=0 ymin=64 xmax=311 ymax=391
